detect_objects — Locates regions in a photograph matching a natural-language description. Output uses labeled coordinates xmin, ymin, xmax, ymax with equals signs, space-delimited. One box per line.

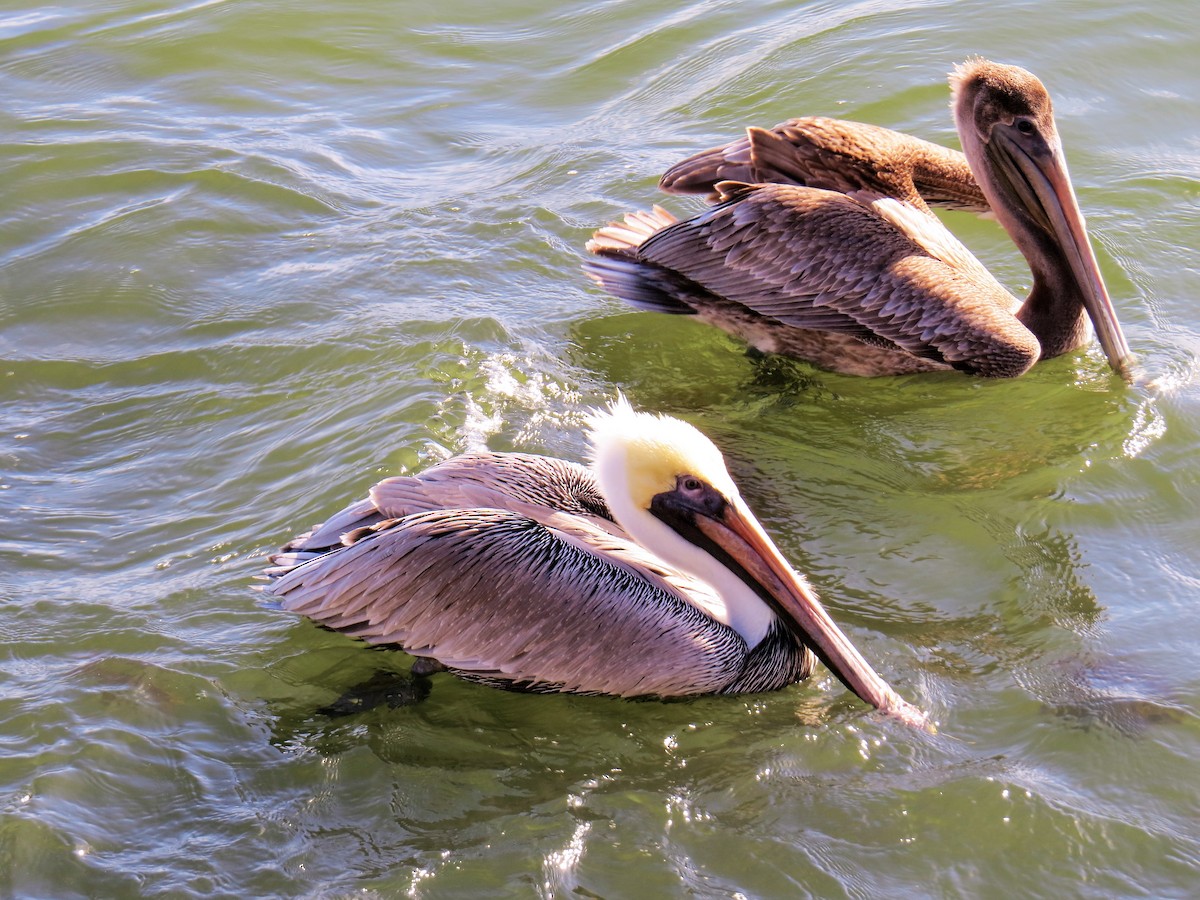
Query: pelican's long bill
xmin=649 ymin=477 xmax=930 ymax=729
xmin=988 ymin=123 xmax=1133 ymax=378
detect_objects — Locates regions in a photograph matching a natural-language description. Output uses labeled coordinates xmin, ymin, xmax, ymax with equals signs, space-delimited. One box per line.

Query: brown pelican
xmin=659 ymin=114 xmax=989 ymax=215
xmin=585 ymin=59 xmax=1132 ymax=379
xmin=263 ymin=398 xmax=927 ymax=727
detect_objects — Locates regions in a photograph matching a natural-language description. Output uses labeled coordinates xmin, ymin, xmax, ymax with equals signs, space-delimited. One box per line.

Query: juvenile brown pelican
xmin=263 ymin=398 xmax=926 ymax=727
xmin=659 ymin=115 xmax=989 ymax=215
xmin=586 ymin=59 xmax=1132 ymax=379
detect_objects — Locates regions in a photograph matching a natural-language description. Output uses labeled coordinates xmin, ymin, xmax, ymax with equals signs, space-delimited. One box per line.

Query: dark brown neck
xmin=1015 ymin=237 xmax=1091 ymax=360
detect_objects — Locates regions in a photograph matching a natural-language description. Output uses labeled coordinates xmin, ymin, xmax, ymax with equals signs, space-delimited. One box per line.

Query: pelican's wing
xmin=265 ymin=507 xmax=749 ymax=698
xmin=278 ymin=452 xmax=614 ymax=557
xmin=659 ymin=116 xmax=989 ymax=214
xmin=636 ymin=181 xmax=1036 ymax=372
xmin=370 ymin=452 xmax=611 ymax=520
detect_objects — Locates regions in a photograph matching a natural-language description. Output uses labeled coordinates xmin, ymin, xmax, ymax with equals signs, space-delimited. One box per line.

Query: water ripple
xmin=3 ymin=0 xmax=1200 ymax=895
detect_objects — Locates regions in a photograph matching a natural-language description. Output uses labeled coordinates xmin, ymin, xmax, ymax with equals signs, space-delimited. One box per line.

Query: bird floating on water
xmin=263 ymin=397 xmax=927 ymax=727
xmin=585 ymin=58 xmax=1133 ymax=380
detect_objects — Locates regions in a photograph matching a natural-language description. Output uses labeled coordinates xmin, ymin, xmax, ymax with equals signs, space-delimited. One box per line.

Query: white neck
xmin=597 ymin=457 xmax=778 ymax=648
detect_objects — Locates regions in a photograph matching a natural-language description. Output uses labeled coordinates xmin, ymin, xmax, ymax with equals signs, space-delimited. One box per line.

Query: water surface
xmin=2 ymin=1 xmax=1199 ymax=896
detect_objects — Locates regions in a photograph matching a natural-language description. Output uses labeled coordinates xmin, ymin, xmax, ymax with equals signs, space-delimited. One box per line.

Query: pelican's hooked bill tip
xmin=881 ymin=696 xmax=936 ymax=732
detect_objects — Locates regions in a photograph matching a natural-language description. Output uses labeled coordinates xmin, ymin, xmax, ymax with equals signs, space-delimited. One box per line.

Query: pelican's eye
xmin=677 ymin=475 xmax=727 ymax=516
xmin=651 ymin=474 xmax=728 ymax=522
xmin=1016 ymin=118 xmax=1035 ymax=135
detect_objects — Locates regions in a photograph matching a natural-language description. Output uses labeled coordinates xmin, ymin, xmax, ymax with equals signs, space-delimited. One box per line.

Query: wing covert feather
xmin=659 ymin=116 xmax=989 ymax=215
xmin=267 ymin=508 xmax=749 ymax=698
xmin=371 ymin=452 xmax=611 ymax=521
xmin=278 ymin=452 xmax=613 ymax=557
xmin=637 ymin=182 xmax=1037 ymax=371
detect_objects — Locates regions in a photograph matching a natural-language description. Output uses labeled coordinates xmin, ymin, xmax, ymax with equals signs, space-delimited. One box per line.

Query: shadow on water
xmin=313 ymin=670 xmax=434 ymax=718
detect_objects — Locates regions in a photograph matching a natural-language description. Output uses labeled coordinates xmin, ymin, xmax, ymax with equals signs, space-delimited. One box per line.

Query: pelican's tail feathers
xmin=582 ymin=255 xmax=696 ymax=315
xmin=585 ymin=205 xmax=677 ymax=253
xmin=584 ymin=206 xmax=697 ymax=315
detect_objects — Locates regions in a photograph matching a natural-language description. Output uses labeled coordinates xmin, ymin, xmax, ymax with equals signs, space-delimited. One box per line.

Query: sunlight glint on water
xmin=1 ymin=0 xmax=1198 ymax=896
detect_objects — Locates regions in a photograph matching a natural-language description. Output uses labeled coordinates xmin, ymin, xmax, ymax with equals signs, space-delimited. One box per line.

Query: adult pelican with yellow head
xmin=263 ymin=398 xmax=926 ymax=727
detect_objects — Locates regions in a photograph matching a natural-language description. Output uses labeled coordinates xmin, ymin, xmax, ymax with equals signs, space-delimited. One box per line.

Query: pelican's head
xmin=949 ymin=58 xmax=1131 ymax=377
xmin=586 ymin=395 xmax=739 ymax=524
xmin=950 ymin=58 xmax=1057 ymax=153
xmin=585 ymin=396 xmax=927 ymax=728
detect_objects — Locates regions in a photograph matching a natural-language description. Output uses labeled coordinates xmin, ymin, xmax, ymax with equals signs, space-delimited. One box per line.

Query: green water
xmin=2 ymin=1 xmax=1198 ymax=896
